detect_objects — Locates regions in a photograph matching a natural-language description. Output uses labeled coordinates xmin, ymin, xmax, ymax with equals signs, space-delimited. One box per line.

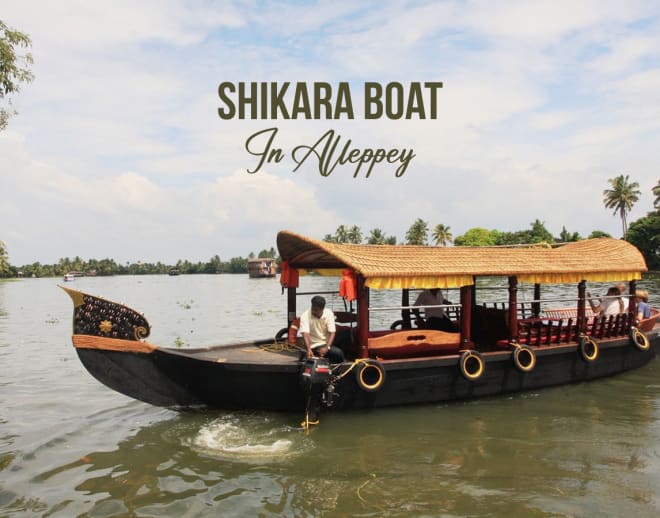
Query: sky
xmin=1 ymin=0 xmax=659 ymax=266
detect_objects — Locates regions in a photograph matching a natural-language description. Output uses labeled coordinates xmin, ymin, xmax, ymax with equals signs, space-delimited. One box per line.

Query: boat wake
xmin=188 ymin=414 xmax=310 ymax=463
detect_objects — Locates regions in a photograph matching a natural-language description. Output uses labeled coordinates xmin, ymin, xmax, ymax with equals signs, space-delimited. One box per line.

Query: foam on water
xmin=188 ymin=414 xmax=308 ymax=463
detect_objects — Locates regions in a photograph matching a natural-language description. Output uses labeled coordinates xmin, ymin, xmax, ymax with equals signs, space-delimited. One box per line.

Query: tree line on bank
xmin=0 ymin=188 xmax=658 ymax=279
xmin=0 ymin=248 xmax=280 ymax=278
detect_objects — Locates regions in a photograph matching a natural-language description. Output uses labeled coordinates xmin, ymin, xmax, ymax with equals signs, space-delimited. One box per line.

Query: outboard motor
xmin=300 ymin=357 xmax=331 ymax=387
xmin=300 ymin=357 xmax=337 ymax=428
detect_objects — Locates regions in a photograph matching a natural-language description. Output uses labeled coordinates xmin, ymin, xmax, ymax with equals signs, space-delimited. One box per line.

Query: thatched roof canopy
xmin=276 ymin=230 xmax=647 ymax=289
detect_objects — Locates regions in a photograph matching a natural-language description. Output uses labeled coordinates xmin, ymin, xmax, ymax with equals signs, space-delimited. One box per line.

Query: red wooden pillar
xmin=460 ymin=285 xmax=473 ymax=349
xmin=287 ymin=286 xmax=297 ymax=324
xmin=532 ymin=283 xmax=541 ymax=318
xmin=577 ymin=280 xmax=586 ymax=333
xmin=357 ymin=275 xmax=370 ymax=358
xmin=401 ymin=289 xmax=411 ymax=328
xmin=508 ymin=276 xmax=518 ymax=340
xmin=628 ymin=280 xmax=637 ymax=325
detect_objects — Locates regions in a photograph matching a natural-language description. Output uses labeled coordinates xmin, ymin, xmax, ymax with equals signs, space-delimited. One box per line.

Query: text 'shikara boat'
xmin=62 ymin=232 xmax=660 ymax=425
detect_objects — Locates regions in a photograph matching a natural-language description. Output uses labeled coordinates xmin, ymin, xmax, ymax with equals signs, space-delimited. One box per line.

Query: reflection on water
xmin=0 ymin=275 xmax=659 ymax=516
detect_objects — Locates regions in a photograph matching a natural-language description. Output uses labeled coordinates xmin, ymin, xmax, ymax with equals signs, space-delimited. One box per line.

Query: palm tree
xmin=603 ymin=174 xmax=641 ymax=237
xmin=335 ymin=225 xmax=349 ymax=243
xmin=653 ymin=179 xmax=660 ymax=210
xmin=405 ymin=218 xmax=429 ymax=245
xmin=347 ymin=225 xmax=363 ymax=244
xmin=432 ymin=224 xmax=453 ymax=246
xmin=367 ymin=228 xmax=386 ymax=244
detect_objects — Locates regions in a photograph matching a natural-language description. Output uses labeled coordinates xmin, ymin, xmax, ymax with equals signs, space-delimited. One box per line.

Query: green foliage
xmin=454 ymin=227 xmax=497 ymax=246
xmin=405 ymin=218 xmax=429 ymax=245
xmin=603 ymin=174 xmax=641 ymax=237
xmin=366 ymin=228 xmax=396 ymax=245
xmin=7 ymin=253 xmax=257 ymax=278
xmin=0 ymin=240 xmax=9 ymax=276
xmin=496 ymin=220 xmax=554 ymax=245
xmin=455 ymin=220 xmax=555 ymax=247
xmin=258 ymin=247 xmax=277 ymax=258
xmin=558 ymin=226 xmax=581 ymax=243
xmin=0 ymin=20 xmax=34 ymax=130
xmin=324 ymin=225 xmax=363 ymax=244
xmin=204 ymin=254 xmax=223 ymax=274
xmin=588 ymin=230 xmax=611 ymax=239
xmin=227 ymin=256 xmax=248 ymax=273
xmin=626 ymin=211 xmax=660 ymax=270
xmin=653 ymin=179 xmax=660 ymax=210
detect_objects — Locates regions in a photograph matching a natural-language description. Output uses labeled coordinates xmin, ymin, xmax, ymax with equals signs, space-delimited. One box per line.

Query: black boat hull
xmin=75 ymin=327 xmax=660 ymax=412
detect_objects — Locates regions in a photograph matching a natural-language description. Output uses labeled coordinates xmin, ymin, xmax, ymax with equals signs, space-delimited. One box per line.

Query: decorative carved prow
xmin=60 ymin=286 xmax=150 ymax=341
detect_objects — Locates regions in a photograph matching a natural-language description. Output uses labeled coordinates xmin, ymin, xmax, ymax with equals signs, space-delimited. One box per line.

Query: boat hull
xmin=74 ymin=326 xmax=660 ymax=412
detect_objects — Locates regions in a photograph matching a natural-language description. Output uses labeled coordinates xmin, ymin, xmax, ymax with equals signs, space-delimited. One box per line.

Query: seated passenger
xmin=587 ymin=286 xmax=624 ymax=316
xmin=616 ymin=282 xmax=630 ymax=312
xmin=636 ymin=289 xmax=651 ymax=320
xmin=412 ymin=288 xmax=456 ymax=332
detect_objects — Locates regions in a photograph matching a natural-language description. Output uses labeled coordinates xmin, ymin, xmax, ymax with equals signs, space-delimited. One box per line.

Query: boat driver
xmin=300 ymin=295 xmax=345 ymax=363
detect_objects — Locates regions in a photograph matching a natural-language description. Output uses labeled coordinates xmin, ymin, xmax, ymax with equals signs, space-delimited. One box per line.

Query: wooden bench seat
xmin=367 ymin=329 xmax=461 ymax=359
xmin=543 ymin=307 xmax=594 ymax=320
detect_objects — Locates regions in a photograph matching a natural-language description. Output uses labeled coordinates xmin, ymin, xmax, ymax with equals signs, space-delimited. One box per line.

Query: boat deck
xmin=161 ymin=340 xmax=303 ymax=365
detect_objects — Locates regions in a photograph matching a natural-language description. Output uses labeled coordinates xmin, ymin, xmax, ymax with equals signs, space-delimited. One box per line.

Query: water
xmin=1 ymin=274 xmax=659 ymax=517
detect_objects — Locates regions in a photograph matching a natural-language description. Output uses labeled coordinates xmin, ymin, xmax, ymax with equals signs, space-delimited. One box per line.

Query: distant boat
xmin=63 ymin=273 xmax=76 ymax=282
xmin=247 ymin=258 xmax=277 ymax=278
xmin=168 ymin=268 xmax=180 ymax=276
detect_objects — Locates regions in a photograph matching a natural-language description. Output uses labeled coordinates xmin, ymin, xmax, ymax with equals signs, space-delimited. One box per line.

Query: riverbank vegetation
xmin=2 ymin=181 xmax=658 ymax=278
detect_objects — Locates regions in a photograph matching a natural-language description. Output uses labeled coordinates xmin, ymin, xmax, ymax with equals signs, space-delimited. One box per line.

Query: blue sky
xmin=1 ymin=1 xmax=659 ymax=265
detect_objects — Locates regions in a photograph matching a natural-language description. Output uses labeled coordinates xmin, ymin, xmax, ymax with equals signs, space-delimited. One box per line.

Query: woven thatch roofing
xmin=276 ymin=230 xmax=647 ymax=289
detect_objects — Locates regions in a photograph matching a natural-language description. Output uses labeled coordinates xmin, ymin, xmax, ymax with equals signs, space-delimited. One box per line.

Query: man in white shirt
xmin=412 ymin=288 xmax=455 ymax=332
xmin=616 ymin=283 xmax=630 ymax=312
xmin=300 ymin=296 xmax=345 ymax=363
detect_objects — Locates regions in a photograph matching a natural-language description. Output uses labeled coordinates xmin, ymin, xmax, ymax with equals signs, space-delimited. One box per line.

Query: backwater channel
xmin=1 ymin=274 xmax=659 ymax=516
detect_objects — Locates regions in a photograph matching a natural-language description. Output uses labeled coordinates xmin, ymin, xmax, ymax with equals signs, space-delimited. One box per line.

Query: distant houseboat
xmin=168 ymin=268 xmax=180 ymax=276
xmin=63 ymin=273 xmax=76 ymax=282
xmin=247 ymin=258 xmax=277 ymax=278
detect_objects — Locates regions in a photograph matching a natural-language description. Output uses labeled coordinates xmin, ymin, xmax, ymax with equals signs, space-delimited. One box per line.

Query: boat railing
xmin=369 ymin=303 xmax=463 ymax=322
xmin=480 ymin=296 xmax=636 ymax=344
xmin=516 ymin=312 xmax=633 ymax=346
xmin=296 ymin=290 xmax=339 ymax=296
xmin=368 ymin=304 xmax=461 ymax=312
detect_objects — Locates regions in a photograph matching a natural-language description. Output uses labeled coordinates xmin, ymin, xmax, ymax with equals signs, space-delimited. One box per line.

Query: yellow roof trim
xmin=366 ymin=275 xmax=475 ymax=290
xmin=277 ymin=231 xmax=648 ymax=289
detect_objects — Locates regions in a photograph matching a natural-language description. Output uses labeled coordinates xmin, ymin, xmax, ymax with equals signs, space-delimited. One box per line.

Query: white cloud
xmin=1 ymin=1 xmax=659 ymax=265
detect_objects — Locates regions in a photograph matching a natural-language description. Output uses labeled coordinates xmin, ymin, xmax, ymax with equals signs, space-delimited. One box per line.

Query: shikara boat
xmin=62 ymin=232 xmax=660 ymax=422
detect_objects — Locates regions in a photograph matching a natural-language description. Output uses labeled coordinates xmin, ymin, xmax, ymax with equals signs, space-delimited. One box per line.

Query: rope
xmin=332 ymin=358 xmax=373 ymax=380
xmin=356 ymin=473 xmax=385 ymax=512
xmin=259 ymin=341 xmax=305 ymax=353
